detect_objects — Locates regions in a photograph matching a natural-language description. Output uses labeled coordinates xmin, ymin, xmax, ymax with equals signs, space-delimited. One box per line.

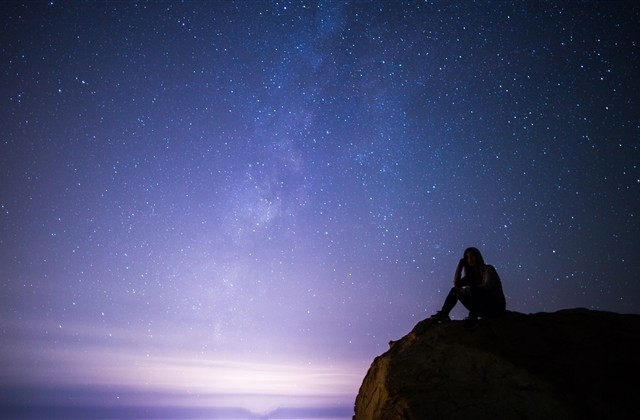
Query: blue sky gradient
xmin=2 ymin=1 xmax=639 ymax=417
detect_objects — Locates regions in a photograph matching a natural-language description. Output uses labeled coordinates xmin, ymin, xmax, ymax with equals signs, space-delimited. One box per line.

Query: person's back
xmin=477 ymin=264 xmax=506 ymax=316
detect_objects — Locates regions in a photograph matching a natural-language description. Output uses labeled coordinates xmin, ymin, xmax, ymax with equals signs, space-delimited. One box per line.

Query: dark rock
xmin=353 ymin=308 xmax=640 ymax=420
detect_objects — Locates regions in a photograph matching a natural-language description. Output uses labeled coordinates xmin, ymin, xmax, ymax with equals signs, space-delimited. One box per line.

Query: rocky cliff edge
xmin=353 ymin=308 xmax=640 ymax=420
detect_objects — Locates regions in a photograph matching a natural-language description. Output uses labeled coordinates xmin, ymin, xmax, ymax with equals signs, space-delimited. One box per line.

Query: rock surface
xmin=353 ymin=308 xmax=640 ymax=420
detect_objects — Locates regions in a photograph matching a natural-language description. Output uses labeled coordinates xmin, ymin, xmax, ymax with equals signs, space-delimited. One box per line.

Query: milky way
xmin=1 ymin=1 xmax=639 ymax=417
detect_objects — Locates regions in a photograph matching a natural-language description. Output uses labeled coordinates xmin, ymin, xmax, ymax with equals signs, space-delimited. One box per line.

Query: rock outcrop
xmin=354 ymin=308 xmax=640 ymax=420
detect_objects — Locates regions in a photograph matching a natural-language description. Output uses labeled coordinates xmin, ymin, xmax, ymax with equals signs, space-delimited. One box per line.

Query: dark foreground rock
xmin=354 ymin=308 xmax=640 ymax=420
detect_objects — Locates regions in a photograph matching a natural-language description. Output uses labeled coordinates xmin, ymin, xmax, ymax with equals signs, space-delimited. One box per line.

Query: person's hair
xmin=464 ymin=247 xmax=485 ymax=266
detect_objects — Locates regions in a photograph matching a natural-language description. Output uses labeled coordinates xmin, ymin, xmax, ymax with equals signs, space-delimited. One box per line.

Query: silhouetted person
xmin=431 ymin=247 xmax=506 ymax=329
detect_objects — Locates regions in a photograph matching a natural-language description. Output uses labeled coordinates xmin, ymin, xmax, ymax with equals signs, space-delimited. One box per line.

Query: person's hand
xmin=457 ymin=258 xmax=465 ymax=269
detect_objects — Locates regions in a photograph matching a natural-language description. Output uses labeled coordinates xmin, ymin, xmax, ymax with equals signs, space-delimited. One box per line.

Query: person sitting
xmin=431 ymin=247 xmax=506 ymax=329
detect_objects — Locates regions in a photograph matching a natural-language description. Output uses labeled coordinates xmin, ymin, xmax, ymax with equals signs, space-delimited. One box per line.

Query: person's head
xmin=463 ymin=247 xmax=485 ymax=267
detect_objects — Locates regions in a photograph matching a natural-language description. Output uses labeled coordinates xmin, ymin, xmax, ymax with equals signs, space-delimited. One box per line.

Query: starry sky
xmin=1 ymin=1 xmax=639 ymax=418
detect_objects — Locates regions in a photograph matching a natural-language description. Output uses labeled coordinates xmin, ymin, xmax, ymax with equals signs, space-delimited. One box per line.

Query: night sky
xmin=1 ymin=1 xmax=639 ymax=418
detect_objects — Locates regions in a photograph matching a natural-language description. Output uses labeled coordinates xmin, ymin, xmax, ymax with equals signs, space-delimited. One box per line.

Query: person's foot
xmin=431 ymin=311 xmax=451 ymax=323
xmin=463 ymin=316 xmax=480 ymax=330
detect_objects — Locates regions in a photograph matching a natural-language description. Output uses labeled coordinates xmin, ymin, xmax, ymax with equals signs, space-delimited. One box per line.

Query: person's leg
xmin=440 ymin=287 xmax=460 ymax=315
xmin=432 ymin=276 xmax=476 ymax=320
xmin=458 ymin=290 xmax=472 ymax=312
xmin=445 ymin=276 xmax=475 ymax=313
xmin=456 ymin=289 xmax=481 ymax=329
xmin=431 ymin=287 xmax=460 ymax=321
